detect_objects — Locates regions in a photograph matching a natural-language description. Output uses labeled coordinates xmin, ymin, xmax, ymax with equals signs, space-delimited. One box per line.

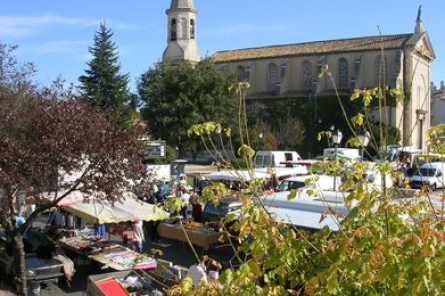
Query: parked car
xmin=202 ymin=197 xmax=242 ymax=228
xmin=276 ymin=174 xmax=341 ymax=192
xmin=0 ymin=231 xmax=65 ymax=284
xmin=410 ymin=162 xmax=445 ymax=190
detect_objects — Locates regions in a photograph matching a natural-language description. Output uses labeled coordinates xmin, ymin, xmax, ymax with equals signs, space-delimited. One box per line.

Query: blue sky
xmin=1 ymin=0 xmax=444 ymax=90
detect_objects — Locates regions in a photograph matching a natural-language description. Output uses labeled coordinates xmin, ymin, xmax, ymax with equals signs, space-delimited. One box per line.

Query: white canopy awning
xmin=61 ymin=197 xmax=169 ymax=224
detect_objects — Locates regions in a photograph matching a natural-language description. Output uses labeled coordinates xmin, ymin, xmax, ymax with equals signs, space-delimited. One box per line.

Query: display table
xmin=157 ymin=222 xmax=225 ymax=250
xmin=89 ymin=245 xmax=157 ymax=271
xmin=60 ymin=237 xmax=157 ymax=271
xmin=58 ymin=236 xmax=109 ymax=256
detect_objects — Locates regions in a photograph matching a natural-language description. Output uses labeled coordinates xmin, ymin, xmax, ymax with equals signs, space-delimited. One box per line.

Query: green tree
xmin=79 ymin=23 xmax=133 ymax=125
xmin=275 ymin=117 xmax=305 ymax=150
xmin=138 ymin=59 xmax=237 ymax=157
xmin=248 ymin=121 xmax=276 ymax=150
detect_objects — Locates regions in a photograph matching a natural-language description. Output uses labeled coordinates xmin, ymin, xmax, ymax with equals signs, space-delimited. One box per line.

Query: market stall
xmin=157 ymin=221 xmax=225 ymax=251
xmin=58 ymin=197 xmax=169 ymax=271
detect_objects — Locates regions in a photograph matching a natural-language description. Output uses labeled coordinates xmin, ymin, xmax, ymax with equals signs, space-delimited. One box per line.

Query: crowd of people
xmin=137 ymin=173 xmax=209 ymax=223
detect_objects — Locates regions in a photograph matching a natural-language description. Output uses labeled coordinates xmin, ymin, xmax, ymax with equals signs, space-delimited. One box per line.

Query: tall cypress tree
xmin=79 ymin=22 xmax=133 ymax=125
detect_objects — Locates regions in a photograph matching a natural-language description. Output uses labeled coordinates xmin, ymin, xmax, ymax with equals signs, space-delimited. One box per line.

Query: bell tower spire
xmin=415 ymin=5 xmax=425 ymax=34
xmin=163 ymin=0 xmax=200 ymax=64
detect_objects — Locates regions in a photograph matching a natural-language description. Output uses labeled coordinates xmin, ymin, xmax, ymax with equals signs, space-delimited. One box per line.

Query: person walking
xmin=189 ymin=189 xmax=202 ymax=222
xmin=131 ymin=220 xmax=145 ymax=253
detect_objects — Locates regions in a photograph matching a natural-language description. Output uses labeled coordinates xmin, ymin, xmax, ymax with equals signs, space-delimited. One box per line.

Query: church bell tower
xmin=163 ymin=0 xmax=200 ymax=64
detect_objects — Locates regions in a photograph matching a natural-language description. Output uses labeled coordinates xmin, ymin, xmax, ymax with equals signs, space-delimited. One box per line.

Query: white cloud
xmin=0 ymin=14 xmax=97 ymax=37
xmin=38 ymin=40 xmax=90 ymax=53
xmin=0 ymin=14 xmax=136 ymax=38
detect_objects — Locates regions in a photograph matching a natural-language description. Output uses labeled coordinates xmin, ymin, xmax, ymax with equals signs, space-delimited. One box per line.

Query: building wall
xmin=431 ymin=82 xmax=445 ymax=126
xmin=216 ymin=42 xmax=432 ymax=150
xmin=221 ymin=49 xmax=402 ymax=97
xmin=405 ymin=50 xmax=432 ymax=149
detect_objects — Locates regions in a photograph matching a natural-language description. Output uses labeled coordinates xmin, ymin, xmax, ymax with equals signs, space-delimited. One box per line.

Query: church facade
xmin=164 ymin=1 xmax=435 ymax=150
xmin=431 ymin=81 xmax=445 ymax=126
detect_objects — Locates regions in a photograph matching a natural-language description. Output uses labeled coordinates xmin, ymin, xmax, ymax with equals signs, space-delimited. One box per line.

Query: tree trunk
xmin=13 ymin=233 xmax=27 ymax=296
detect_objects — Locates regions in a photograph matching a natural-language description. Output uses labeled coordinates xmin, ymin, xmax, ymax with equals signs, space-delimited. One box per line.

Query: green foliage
xmin=254 ymin=95 xmax=355 ymax=157
xmin=370 ymin=121 xmax=401 ymax=147
xmin=275 ymin=117 xmax=305 ymax=150
xmin=248 ymin=121 xmax=277 ymax=150
xmin=238 ymin=144 xmax=255 ymax=158
xmin=165 ymin=197 xmax=185 ymax=215
xmin=138 ymin=59 xmax=237 ymax=153
xmin=426 ymin=124 xmax=445 ymax=154
xmin=79 ymin=22 xmax=134 ymax=125
xmin=230 ymin=158 xmax=249 ymax=169
xmin=350 ymin=86 xmax=403 ymax=108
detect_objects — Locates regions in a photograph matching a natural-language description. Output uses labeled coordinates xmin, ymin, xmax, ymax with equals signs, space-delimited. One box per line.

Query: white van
xmin=410 ymin=162 xmax=445 ymax=190
xmin=276 ymin=174 xmax=340 ymax=192
xmin=322 ymin=148 xmax=360 ymax=161
xmin=254 ymin=150 xmax=302 ymax=168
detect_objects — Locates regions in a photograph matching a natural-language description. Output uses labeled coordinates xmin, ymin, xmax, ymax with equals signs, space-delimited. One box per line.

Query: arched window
xmin=376 ymin=55 xmax=387 ymax=87
xmin=302 ymin=60 xmax=313 ymax=90
xmin=170 ymin=18 xmax=177 ymax=41
xmin=268 ymin=63 xmax=279 ymax=91
xmin=181 ymin=18 xmax=187 ymax=39
xmin=190 ymin=19 xmax=195 ymax=39
xmin=237 ymin=66 xmax=247 ymax=82
xmin=338 ymin=58 xmax=348 ymax=89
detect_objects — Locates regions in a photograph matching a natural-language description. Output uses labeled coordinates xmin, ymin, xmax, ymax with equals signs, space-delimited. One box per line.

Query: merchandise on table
xmin=157 ymin=222 xmax=226 ymax=250
xmin=142 ymin=259 xmax=188 ymax=288
xmin=91 ymin=245 xmax=157 ymax=271
xmin=87 ymin=270 xmax=159 ymax=296
xmin=59 ymin=236 xmax=110 ymax=255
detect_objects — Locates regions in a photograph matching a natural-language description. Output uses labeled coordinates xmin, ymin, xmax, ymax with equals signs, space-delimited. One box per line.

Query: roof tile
xmin=212 ymin=34 xmax=413 ymax=62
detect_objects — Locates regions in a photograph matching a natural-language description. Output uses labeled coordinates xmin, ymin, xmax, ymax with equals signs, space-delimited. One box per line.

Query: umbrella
xmin=61 ymin=197 xmax=169 ymax=224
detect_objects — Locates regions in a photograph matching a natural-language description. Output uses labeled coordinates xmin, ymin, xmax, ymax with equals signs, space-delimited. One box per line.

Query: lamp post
xmin=357 ymin=131 xmax=371 ymax=162
xmin=259 ymin=132 xmax=263 ymax=150
xmin=331 ymin=129 xmax=343 ymax=190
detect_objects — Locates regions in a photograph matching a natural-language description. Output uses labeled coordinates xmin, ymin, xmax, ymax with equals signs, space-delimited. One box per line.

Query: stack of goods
xmin=101 ymin=246 xmax=157 ymax=270
xmin=95 ymin=272 xmax=154 ymax=296
xmin=183 ymin=221 xmax=212 ymax=232
xmin=144 ymin=259 xmax=188 ymax=288
xmin=60 ymin=236 xmax=109 ymax=255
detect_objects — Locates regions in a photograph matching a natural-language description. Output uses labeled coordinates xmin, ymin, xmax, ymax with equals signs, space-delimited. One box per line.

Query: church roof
xmin=212 ymin=34 xmax=414 ymax=62
xmin=170 ymin=0 xmax=195 ymax=9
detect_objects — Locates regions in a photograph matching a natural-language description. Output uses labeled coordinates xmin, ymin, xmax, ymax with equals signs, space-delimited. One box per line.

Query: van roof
xmin=256 ymin=150 xmax=299 ymax=153
xmin=282 ymin=174 xmax=333 ymax=182
xmin=421 ymin=162 xmax=445 ymax=168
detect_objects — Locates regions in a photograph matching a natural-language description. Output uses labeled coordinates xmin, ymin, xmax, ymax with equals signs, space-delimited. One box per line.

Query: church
xmin=163 ymin=0 xmax=435 ymax=151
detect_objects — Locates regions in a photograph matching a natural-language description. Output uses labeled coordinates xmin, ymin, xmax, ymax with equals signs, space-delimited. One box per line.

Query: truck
xmin=254 ymin=150 xmax=302 ymax=169
xmin=410 ymin=162 xmax=445 ymax=191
